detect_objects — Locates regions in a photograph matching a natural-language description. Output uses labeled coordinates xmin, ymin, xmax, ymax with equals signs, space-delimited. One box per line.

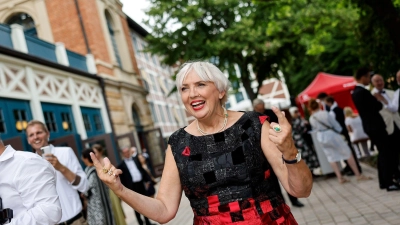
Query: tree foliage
xmin=350 ymin=0 xmax=400 ymax=89
xmin=255 ymin=0 xmax=367 ymax=94
xmin=144 ymin=0 xmax=400 ymax=98
xmin=145 ymin=0 xmax=269 ymax=100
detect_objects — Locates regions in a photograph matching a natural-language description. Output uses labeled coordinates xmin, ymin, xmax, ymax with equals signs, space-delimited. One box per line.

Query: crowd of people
xmin=290 ymin=68 xmax=400 ymax=192
xmin=1 ymin=62 xmax=399 ymax=224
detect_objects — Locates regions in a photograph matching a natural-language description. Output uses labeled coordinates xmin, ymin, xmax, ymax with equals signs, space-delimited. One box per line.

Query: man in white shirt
xmin=25 ymin=120 xmax=89 ymax=225
xmin=0 ymin=136 xmax=62 ymax=224
xmin=389 ymin=70 xmax=400 ymax=113
xmin=371 ymin=74 xmax=400 ymax=185
xmin=118 ymin=146 xmax=153 ymax=225
xmin=371 ymin=74 xmax=400 ymax=134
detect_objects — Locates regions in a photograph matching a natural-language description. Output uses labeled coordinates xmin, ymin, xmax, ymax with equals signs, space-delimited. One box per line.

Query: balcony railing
xmin=67 ymin=49 xmax=88 ymax=72
xmin=0 ymin=24 xmax=13 ymax=49
xmin=0 ymin=23 xmax=94 ymax=73
xmin=25 ymin=34 xmax=57 ymax=63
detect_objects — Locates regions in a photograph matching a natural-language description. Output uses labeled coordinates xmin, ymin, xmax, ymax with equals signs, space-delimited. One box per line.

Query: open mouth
xmin=191 ymin=101 xmax=205 ymax=110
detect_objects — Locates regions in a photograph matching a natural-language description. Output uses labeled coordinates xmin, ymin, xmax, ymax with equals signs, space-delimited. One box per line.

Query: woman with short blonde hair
xmin=343 ymin=107 xmax=370 ymax=158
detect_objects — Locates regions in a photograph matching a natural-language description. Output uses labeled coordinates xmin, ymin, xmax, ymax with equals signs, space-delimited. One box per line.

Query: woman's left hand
xmin=268 ymin=106 xmax=296 ymax=155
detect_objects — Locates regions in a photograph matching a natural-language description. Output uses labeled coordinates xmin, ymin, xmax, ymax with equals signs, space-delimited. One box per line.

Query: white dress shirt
xmin=48 ymin=144 xmax=89 ymax=223
xmin=355 ymin=83 xmax=367 ymax=88
xmin=124 ymin=157 xmax=143 ymax=182
xmin=0 ymin=145 xmax=61 ymax=224
xmin=328 ymin=102 xmax=338 ymax=118
xmin=390 ymin=88 xmax=400 ymax=112
xmin=371 ymin=87 xmax=398 ymax=112
xmin=371 ymin=88 xmax=400 ymax=134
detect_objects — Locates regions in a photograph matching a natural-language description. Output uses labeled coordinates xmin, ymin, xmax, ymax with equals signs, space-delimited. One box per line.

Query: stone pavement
xmin=124 ymin=163 xmax=400 ymax=225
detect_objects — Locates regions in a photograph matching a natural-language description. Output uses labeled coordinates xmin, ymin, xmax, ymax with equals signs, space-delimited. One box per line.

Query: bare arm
xmin=347 ymin=125 xmax=353 ymax=133
xmin=261 ymin=107 xmax=313 ymax=198
xmin=46 ymin=148 xmax=88 ymax=192
xmin=90 ymin=146 xmax=183 ymax=224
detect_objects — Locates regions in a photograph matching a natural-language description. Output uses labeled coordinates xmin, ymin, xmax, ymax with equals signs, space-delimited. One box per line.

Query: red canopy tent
xmin=296 ymin=72 xmax=357 ymax=115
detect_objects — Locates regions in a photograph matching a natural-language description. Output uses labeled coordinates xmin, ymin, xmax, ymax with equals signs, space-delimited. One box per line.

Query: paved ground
xmin=124 ymin=163 xmax=400 ymax=225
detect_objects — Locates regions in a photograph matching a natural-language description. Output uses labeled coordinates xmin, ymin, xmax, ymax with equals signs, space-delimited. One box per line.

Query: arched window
xmin=105 ymin=11 xmax=122 ymax=67
xmin=6 ymin=13 xmax=37 ymax=37
xmin=132 ymin=106 xmax=143 ymax=132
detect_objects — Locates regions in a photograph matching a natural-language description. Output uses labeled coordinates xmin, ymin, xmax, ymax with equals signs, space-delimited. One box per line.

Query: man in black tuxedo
xmin=253 ymin=99 xmax=305 ymax=207
xmin=324 ymin=96 xmax=362 ymax=174
xmin=351 ymin=67 xmax=399 ymax=191
xmin=118 ymin=147 xmax=154 ymax=225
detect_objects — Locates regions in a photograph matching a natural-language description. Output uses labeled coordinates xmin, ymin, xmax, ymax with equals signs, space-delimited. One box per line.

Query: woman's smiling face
xmin=180 ymin=70 xmax=225 ymax=120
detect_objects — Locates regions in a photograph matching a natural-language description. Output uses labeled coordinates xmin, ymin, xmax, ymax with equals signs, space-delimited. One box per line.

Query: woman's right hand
xmin=90 ymin=152 xmax=124 ymax=194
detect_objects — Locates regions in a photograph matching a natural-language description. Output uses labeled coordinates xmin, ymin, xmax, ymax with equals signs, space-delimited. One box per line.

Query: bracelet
xmin=282 ymin=151 xmax=301 ymax=164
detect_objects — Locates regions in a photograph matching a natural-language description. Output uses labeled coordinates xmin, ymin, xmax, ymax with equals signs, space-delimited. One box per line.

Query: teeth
xmin=192 ymin=101 xmax=204 ymax=106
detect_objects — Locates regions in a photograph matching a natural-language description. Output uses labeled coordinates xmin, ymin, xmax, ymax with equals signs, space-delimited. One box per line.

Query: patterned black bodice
xmin=168 ymin=112 xmax=296 ymax=225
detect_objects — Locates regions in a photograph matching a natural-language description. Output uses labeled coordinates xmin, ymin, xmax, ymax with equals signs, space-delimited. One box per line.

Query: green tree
xmin=144 ymin=0 xmax=271 ymax=101
xmin=351 ymin=0 xmax=400 ymax=89
xmin=144 ymin=0 xmax=400 ymax=99
xmin=257 ymin=0 xmax=363 ymax=94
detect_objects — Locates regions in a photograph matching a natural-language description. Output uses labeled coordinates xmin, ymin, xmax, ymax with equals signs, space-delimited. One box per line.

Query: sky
xmin=120 ymin=0 xmax=151 ymax=31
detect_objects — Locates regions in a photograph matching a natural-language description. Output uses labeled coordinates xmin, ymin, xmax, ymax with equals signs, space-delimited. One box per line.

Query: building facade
xmin=227 ymin=65 xmax=291 ymax=112
xmin=128 ymin=18 xmax=188 ymax=139
xmin=0 ymin=0 xmax=167 ymax=170
xmin=0 ymin=23 xmax=113 ymax=159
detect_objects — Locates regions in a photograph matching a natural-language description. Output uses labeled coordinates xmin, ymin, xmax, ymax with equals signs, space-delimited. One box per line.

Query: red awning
xmin=296 ymin=72 xmax=358 ymax=113
xmin=297 ymin=72 xmax=356 ymax=103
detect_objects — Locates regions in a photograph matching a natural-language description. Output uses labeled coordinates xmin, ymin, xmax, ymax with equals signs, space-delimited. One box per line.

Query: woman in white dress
xmin=308 ymin=99 xmax=370 ymax=183
xmin=344 ymin=107 xmax=370 ymax=158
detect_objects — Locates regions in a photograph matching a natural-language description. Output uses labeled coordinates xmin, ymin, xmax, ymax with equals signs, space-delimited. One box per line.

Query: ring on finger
xmin=107 ymin=169 xmax=113 ymax=176
xmin=102 ymin=167 xmax=110 ymax=174
xmin=273 ymin=124 xmax=282 ymax=133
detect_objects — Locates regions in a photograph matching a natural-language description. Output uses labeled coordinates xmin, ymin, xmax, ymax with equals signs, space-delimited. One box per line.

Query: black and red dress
xmin=168 ymin=111 xmax=298 ymax=225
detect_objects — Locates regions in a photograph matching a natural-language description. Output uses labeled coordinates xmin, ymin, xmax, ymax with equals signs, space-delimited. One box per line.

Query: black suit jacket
xmin=332 ymin=106 xmax=349 ymax=135
xmin=351 ymin=85 xmax=386 ymax=134
xmin=118 ymin=156 xmax=151 ymax=193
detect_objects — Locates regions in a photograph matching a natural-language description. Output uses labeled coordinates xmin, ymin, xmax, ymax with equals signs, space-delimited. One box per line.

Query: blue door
xmin=41 ymin=103 xmax=76 ymax=139
xmin=81 ymin=107 xmax=105 ymax=138
xmin=0 ymin=98 xmax=32 ymax=150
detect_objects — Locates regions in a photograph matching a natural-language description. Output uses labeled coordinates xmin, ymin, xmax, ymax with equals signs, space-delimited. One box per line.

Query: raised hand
xmin=267 ymin=106 xmax=297 ymax=157
xmin=90 ymin=153 xmax=124 ymax=193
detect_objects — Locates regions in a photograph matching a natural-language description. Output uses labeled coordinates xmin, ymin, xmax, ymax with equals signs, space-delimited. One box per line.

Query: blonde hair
xmin=26 ymin=120 xmax=49 ymax=133
xmin=343 ymin=107 xmax=353 ymax=117
xmin=176 ymin=61 xmax=230 ymax=105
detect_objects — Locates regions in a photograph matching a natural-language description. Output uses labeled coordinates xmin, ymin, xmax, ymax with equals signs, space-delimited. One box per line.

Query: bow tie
xmin=380 ymin=90 xmax=385 ymax=94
